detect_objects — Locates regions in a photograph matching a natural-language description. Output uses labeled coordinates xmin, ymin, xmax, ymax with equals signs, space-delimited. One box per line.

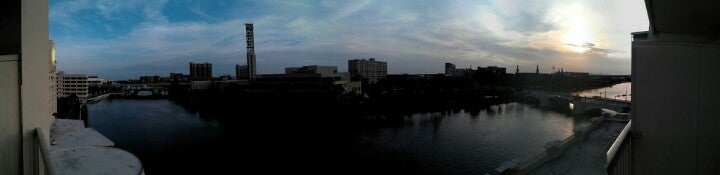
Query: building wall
xmin=190 ymin=62 xmax=212 ymax=80
xmin=247 ymin=53 xmax=256 ymax=79
xmin=0 ymin=55 xmax=21 ymax=175
xmin=49 ymin=40 xmax=56 ymax=118
xmin=20 ymin=0 xmax=52 ymax=174
xmin=445 ymin=63 xmax=455 ymax=75
xmin=632 ymin=41 xmax=720 ymax=174
xmin=21 ymin=0 xmax=52 ymax=145
xmin=348 ymin=59 xmax=387 ymax=83
xmin=236 ymin=64 xmax=249 ymax=79
xmin=57 ymin=74 xmax=89 ymax=100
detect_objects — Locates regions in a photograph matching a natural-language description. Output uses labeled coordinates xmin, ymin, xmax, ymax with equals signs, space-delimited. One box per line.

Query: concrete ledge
xmin=50 ymin=119 xmax=143 ymax=174
xmin=50 ymin=119 xmax=114 ymax=150
xmin=51 ymin=146 xmax=143 ymax=175
xmin=499 ymin=117 xmax=607 ymax=174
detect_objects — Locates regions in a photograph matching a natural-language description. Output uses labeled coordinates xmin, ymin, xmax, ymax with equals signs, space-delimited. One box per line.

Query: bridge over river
xmin=122 ymin=83 xmax=171 ymax=96
xmin=523 ymin=91 xmax=631 ymax=114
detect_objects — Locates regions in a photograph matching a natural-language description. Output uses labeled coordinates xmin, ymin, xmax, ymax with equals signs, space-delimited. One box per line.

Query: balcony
xmin=606 ymin=120 xmax=632 ymax=175
xmin=33 ymin=119 xmax=144 ymax=175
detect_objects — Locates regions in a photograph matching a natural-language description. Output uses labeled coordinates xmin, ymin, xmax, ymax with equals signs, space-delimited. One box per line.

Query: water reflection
xmin=574 ymin=82 xmax=632 ymax=101
xmin=348 ymin=103 xmax=589 ymax=174
xmin=89 ymin=99 xmax=591 ymax=175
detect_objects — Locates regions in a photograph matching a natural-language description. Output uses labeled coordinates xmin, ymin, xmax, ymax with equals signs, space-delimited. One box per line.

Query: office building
xmin=256 ymin=65 xmax=361 ymax=94
xmin=57 ymin=72 xmax=89 ymax=100
xmin=190 ymin=62 xmax=212 ymax=81
xmin=348 ymin=58 xmax=387 ymax=83
xmin=236 ymin=64 xmax=248 ymax=79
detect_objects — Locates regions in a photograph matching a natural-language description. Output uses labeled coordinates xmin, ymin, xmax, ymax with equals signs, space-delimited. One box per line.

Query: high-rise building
xmin=189 ymin=62 xmax=212 ymax=81
xmin=246 ymin=23 xmax=256 ymax=81
xmin=536 ymin=65 xmax=539 ymax=74
xmin=235 ymin=64 xmax=248 ymax=79
xmin=348 ymin=58 xmax=387 ymax=83
xmin=516 ymin=65 xmax=519 ymax=74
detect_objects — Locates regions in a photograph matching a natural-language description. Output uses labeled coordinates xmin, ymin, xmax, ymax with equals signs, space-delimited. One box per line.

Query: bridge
xmin=523 ymin=91 xmax=631 ymax=114
xmin=122 ymin=83 xmax=170 ymax=96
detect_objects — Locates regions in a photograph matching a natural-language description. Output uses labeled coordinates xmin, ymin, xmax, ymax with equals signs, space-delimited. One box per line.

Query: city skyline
xmin=50 ymin=0 xmax=648 ymax=80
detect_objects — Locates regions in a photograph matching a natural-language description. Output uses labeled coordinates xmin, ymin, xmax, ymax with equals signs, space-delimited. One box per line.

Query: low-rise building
xmin=139 ymin=75 xmax=161 ymax=84
xmin=57 ymin=72 xmax=89 ymax=100
xmin=256 ymin=65 xmax=361 ymax=94
xmin=445 ymin=63 xmax=475 ymax=77
xmin=477 ymin=66 xmax=507 ymax=75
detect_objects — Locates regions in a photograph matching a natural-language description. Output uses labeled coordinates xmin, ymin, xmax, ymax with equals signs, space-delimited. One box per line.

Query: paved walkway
xmin=526 ymin=121 xmax=627 ymax=175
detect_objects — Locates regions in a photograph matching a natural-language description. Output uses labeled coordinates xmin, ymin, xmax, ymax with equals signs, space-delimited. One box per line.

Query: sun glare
xmin=563 ymin=16 xmax=595 ymax=53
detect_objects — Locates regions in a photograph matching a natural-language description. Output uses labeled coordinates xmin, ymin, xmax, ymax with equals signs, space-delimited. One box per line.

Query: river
xmin=573 ymin=82 xmax=632 ymax=101
xmin=87 ymin=95 xmax=605 ymax=174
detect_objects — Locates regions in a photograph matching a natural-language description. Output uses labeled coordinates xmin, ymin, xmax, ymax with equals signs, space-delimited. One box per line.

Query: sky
xmin=50 ymin=0 xmax=649 ymax=80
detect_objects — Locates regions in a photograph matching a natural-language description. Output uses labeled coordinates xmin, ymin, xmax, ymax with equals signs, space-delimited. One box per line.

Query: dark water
xmin=88 ymin=99 xmax=591 ymax=174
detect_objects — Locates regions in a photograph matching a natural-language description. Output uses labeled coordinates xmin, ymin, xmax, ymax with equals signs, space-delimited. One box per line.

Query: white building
xmin=57 ymin=72 xmax=89 ymax=100
xmin=49 ymin=40 xmax=57 ymax=118
xmin=348 ymin=58 xmax=387 ymax=83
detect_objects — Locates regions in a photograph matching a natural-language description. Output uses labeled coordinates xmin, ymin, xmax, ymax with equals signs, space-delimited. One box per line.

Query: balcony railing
xmin=35 ymin=128 xmax=58 ymax=175
xmin=606 ymin=120 xmax=632 ymax=175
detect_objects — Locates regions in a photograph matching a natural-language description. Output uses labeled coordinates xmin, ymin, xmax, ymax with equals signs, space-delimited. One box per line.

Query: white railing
xmin=606 ymin=120 xmax=632 ymax=175
xmin=606 ymin=120 xmax=631 ymax=163
xmin=35 ymin=128 xmax=58 ymax=175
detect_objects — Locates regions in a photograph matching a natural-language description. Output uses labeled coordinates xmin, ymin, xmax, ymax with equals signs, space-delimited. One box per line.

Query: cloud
xmin=51 ymin=0 xmax=647 ymax=80
xmin=563 ymin=42 xmax=621 ymax=56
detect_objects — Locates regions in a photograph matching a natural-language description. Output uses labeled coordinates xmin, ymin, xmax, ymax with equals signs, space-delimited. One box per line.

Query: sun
xmin=562 ymin=15 xmax=596 ymax=53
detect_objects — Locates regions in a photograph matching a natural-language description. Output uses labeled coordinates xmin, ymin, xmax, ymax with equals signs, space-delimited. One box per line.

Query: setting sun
xmin=563 ymin=15 xmax=595 ymax=53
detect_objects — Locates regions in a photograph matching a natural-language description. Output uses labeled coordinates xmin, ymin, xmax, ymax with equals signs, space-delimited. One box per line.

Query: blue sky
xmin=50 ymin=0 xmax=648 ymax=80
